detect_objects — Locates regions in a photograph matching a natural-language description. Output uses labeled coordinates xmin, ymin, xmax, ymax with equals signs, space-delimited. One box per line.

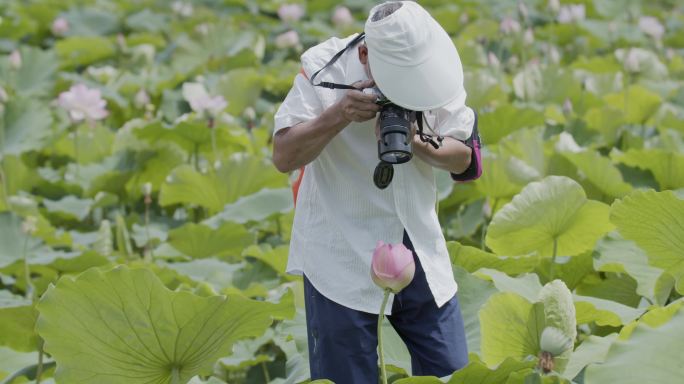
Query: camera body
xmin=366 ymin=87 xmax=414 ymax=164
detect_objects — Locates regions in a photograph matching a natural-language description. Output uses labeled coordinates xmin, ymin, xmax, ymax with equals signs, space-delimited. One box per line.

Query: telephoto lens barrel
xmin=377 ymin=105 xmax=413 ymax=164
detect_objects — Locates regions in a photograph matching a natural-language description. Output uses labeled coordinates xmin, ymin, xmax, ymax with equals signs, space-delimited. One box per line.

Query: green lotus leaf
xmin=499 ymin=127 xmax=547 ymax=182
xmin=475 ymin=151 xmax=525 ymax=200
xmin=0 ymin=346 xmax=39 ymax=381
xmin=561 ymin=150 xmax=632 ymax=198
xmin=445 ymin=355 xmax=537 ymax=384
xmin=43 ymin=196 xmax=94 ymax=221
xmin=486 ymin=176 xmax=614 ymax=257
xmin=203 ymin=188 xmax=293 ymax=227
xmin=216 ymin=68 xmax=264 ymax=115
xmin=618 ymin=300 xmax=684 ymax=340
xmin=164 ymin=259 xmax=243 ymax=293
xmin=61 ymin=7 xmax=120 ymax=36
xmin=479 ymin=292 xmax=545 ymax=367
xmin=0 ymin=98 xmax=53 ymax=157
xmin=448 ymin=242 xmax=540 ymax=275
xmin=583 ymin=107 xmax=624 ymax=146
xmin=159 ymin=156 xmax=287 ymax=214
xmin=0 ymin=291 xmax=38 ymax=352
xmin=563 ymin=334 xmax=618 ymax=381
xmin=574 ymin=295 xmax=644 ymax=326
xmin=167 ymin=222 xmax=254 ymax=259
xmin=610 ymin=189 xmax=684 ymax=293
xmin=9 ymin=46 xmax=58 ymax=96
xmin=603 ymin=85 xmax=661 ymax=124
xmin=53 ymin=124 xmax=114 ymax=165
xmin=584 ymin=305 xmax=684 ymax=384
xmin=36 ymin=266 xmax=294 ymax=384
xmin=242 ymin=244 xmax=289 ymax=276
xmin=595 ymin=234 xmax=672 ymax=305
xmin=535 ymin=252 xmax=595 ymax=291
xmin=55 ymin=36 xmax=116 ymax=70
xmin=475 ymin=268 xmax=543 ymax=303
xmin=478 ymin=105 xmax=545 ymax=145
xmin=612 ymin=149 xmax=684 ymax=190
xmin=0 ymin=212 xmax=47 ymax=269
xmin=452 ymin=266 xmax=497 ymax=356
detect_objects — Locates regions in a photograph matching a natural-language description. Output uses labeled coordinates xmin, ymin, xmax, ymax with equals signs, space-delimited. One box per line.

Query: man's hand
xmin=335 ymin=80 xmax=380 ymax=123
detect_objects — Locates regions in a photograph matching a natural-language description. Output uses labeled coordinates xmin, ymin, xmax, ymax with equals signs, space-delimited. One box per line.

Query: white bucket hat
xmin=364 ymin=1 xmax=464 ymax=111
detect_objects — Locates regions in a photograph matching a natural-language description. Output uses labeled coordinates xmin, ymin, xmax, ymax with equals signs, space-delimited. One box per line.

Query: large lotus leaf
xmin=618 ymin=300 xmax=684 ymax=340
xmin=574 ymin=295 xmax=644 ymax=327
xmin=0 ymin=346 xmax=39 ymax=380
xmin=164 ymin=259 xmax=243 ymax=292
xmin=203 ymin=188 xmax=293 ymax=228
xmin=36 ymin=266 xmax=294 ymax=384
xmin=583 ymin=107 xmax=624 ymax=146
xmin=475 ymin=269 xmax=543 ymax=302
xmin=603 ymin=85 xmax=661 ymax=124
xmin=584 ymin=305 xmax=684 ymax=384
xmin=0 ymin=212 xmax=47 ymax=268
xmin=563 ymin=334 xmax=618 ymax=381
xmin=242 ymin=244 xmax=289 ymax=277
xmin=0 ymin=98 xmax=53 ymax=157
xmin=0 ymin=291 xmax=38 ymax=352
xmin=535 ymin=252 xmax=595 ymax=291
xmin=55 ymin=36 xmax=116 ymax=70
xmin=133 ymin=121 xmax=247 ymax=157
xmin=215 ymin=68 xmax=264 ymax=115
xmin=448 ymin=242 xmax=540 ymax=275
xmin=561 ymin=150 xmax=632 ymax=198
xmin=612 ymin=149 xmax=684 ymax=190
xmin=499 ymin=127 xmax=547 ymax=182
xmin=61 ymin=7 xmax=120 ymax=36
xmin=475 ymin=151 xmax=525 ymax=200
xmin=445 ymin=355 xmax=537 ymax=384
xmin=595 ymin=234 xmax=672 ymax=305
xmin=478 ymin=105 xmax=545 ymax=145
xmin=159 ymin=157 xmax=287 ymax=213
xmin=480 ymin=292 xmax=545 ymax=367
xmin=1 ymin=155 xmax=39 ymax=197
xmin=43 ymin=196 xmax=94 ymax=221
xmin=167 ymin=222 xmax=254 ymax=259
xmin=453 ymin=266 xmax=497 ymax=355
xmin=610 ymin=190 xmax=684 ymax=293
xmin=9 ymin=46 xmax=58 ymax=96
xmin=575 ymin=273 xmax=640 ymax=307
xmin=54 ymin=124 xmax=114 ymax=165
xmin=486 ymin=176 xmax=614 ymax=257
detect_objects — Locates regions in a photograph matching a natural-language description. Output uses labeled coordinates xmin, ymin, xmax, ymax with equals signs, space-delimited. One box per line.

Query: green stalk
xmin=22 ymin=236 xmax=34 ymax=300
xmin=549 ymin=237 xmax=558 ymax=280
xmin=36 ymin=339 xmax=44 ymax=384
xmin=170 ymin=366 xmax=180 ymax=384
xmin=0 ymin=164 xmax=9 ymax=209
xmin=377 ymin=289 xmax=391 ymax=384
xmin=73 ymin=126 xmax=80 ymax=178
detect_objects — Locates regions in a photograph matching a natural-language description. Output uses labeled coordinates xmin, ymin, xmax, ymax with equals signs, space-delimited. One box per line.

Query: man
xmin=272 ymin=2 xmax=479 ymax=382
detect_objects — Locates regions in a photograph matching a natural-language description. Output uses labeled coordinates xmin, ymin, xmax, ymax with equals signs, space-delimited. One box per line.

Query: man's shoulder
xmin=300 ymin=34 xmax=360 ymax=78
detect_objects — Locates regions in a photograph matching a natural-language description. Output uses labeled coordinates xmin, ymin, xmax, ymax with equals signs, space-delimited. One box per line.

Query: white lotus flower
xmin=557 ymin=4 xmax=585 ymax=24
xmin=51 ymin=17 xmax=69 ymax=35
xmin=278 ymin=4 xmax=304 ymax=23
xmin=182 ymin=82 xmax=227 ymax=117
xmin=638 ymin=16 xmax=665 ymax=40
xmin=332 ymin=6 xmax=353 ymax=27
xmin=540 ymin=327 xmax=573 ymax=356
xmin=9 ymin=50 xmax=21 ymax=69
xmin=524 ymin=28 xmax=535 ymax=45
xmin=500 ymin=16 xmax=521 ymax=34
xmin=487 ymin=52 xmax=501 ymax=69
xmin=275 ymin=30 xmax=300 ymax=49
xmin=57 ymin=84 xmax=109 ymax=122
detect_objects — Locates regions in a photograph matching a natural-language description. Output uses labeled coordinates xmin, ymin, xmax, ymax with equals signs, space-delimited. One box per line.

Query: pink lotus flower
xmin=278 ymin=4 xmax=304 ymax=23
xmin=275 ymin=30 xmax=300 ymax=49
xmin=51 ymin=17 xmax=69 ymax=35
xmin=182 ymin=82 xmax=228 ymax=117
xmin=371 ymin=241 xmax=415 ymax=293
xmin=332 ymin=6 xmax=353 ymax=27
xmin=500 ymin=16 xmax=521 ymax=35
xmin=57 ymin=84 xmax=109 ymax=122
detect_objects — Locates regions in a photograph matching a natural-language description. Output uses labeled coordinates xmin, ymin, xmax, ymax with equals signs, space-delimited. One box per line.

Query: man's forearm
xmin=273 ymin=104 xmax=349 ymax=173
xmin=412 ymin=136 xmax=472 ymax=174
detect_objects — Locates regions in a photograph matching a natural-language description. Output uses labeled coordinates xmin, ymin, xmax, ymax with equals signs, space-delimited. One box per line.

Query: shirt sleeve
xmin=432 ymin=101 xmax=475 ymax=141
xmin=273 ymin=73 xmax=325 ymax=135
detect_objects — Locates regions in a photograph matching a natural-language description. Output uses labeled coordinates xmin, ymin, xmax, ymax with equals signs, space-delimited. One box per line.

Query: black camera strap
xmin=416 ymin=112 xmax=443 ymax=150
xmin=309 ymin=33 xmax=366 ymax=90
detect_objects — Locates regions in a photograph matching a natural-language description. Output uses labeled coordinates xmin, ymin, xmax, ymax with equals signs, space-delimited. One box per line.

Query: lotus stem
xmin=22 ymin=236 xmax=33 ymax=300
xmin=377 ymin=289 xmax=391 ymax=384
xmin=550 ymin=237 xmax=558 ymax=280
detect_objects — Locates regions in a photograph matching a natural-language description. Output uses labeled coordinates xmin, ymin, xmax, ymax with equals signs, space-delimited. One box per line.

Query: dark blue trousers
xmin=303 ymin=232 xmax=468 ymax=383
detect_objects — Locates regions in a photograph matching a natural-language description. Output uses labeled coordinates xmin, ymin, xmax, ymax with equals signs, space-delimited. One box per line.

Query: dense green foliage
xmin=0 ymin=0 xmax=683 ymax=383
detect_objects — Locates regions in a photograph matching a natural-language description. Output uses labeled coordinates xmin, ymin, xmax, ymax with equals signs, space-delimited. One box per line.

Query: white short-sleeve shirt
xmin=274 ymin=34 xmax=475 ymax=315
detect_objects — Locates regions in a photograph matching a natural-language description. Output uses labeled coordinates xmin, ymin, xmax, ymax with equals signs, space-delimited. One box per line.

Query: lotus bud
xmin=524 ymin=28 xmax=534 ymax=45
xmin=275 ymin=30 xmax=300 ymax=49
xmin=371 ymin=241 xmax=415 ymax=293
xmin=51 ymin=17 xmax=69 ymax=36
xmin=332 ymin=6 xmax=353 ymax=28
xmin=135 ymin=89 xmax=151 ymax=109
xmin=9 ymin=50 xmax=21 ymax=70
xmin=500 ymin=16 xmax=521 ymax=35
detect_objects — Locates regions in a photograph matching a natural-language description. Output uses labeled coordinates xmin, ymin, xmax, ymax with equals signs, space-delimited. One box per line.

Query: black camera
xmin=368 ymin=88 xmax=414 ymax=165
